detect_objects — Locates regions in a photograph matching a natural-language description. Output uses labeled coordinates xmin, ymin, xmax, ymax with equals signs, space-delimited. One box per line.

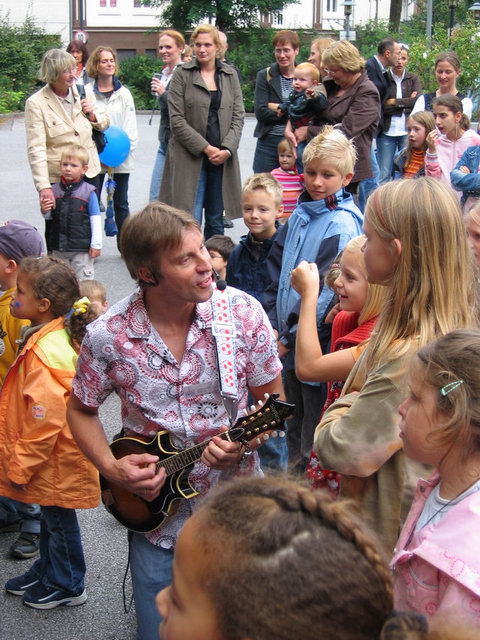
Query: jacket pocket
xmin=46 ymin=119 xmax=70 ymax=138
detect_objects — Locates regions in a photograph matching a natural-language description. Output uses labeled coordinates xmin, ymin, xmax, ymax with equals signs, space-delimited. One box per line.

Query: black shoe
xmin=223 ymin=216 xmax=234 ymax=229
xmin=10 ymin=533 xmax=40 ymax=559
xmin=0 ymin=519 xmax=21 ymax=533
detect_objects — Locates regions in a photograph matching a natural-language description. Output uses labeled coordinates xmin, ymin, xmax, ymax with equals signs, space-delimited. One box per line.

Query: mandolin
xmin=100 ymin=394 xmax=294 ymax=532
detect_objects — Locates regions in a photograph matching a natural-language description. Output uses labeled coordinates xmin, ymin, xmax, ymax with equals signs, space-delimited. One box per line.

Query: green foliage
xmin=118 ymin=54 xmax=160 ymax=110
xmin=0 ymin=12 xmax=61 ymax=112
xmin=141 ymin=0 xmax=298 ymax=32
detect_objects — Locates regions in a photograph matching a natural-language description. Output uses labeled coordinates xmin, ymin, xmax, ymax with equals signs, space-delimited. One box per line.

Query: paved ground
xmin=0 ymin=113 xmax=257 ymax=640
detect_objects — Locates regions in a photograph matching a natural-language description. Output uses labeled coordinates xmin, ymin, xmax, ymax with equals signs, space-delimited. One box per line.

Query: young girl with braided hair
xmin=0 ymin=256 xmax=99 ymax=610
xmin=314 ymin=178 xmax=478 ymax=554
xmin=393 ymin=329 xmax=480 ymax=623
xmin=157 ymin=475 xmax=477 ymax=640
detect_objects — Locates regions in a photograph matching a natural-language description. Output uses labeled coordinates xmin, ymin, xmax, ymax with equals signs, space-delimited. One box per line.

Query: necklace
xmin=421 ymin=476 xmax=480 ymax=530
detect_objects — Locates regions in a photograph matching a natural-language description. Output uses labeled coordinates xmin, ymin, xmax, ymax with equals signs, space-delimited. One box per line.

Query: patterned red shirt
xmin=72 ymin=287 xmax=282 ymax=547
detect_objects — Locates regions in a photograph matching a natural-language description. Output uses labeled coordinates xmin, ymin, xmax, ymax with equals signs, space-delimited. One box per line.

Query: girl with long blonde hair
xmin=314 ymin=177 xmax=478 ymax=553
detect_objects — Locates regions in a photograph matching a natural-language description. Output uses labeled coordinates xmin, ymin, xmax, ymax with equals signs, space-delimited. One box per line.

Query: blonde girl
xmin=393 ymin=329 xmax=480 ymax=623
xmin=395 ymin=111 xmax=436 ymax=179
xmin=293 ymin=236 xmax=388 ymax=491
xmin=157 ymin=475 xmax=478 ymax=640
xmin=314 ymin=177 xmax=478 ymax=553
xmin=0 ymin=257 xmax=98 ymax=609
xmin=465 ymin=204 xmax=480 ymax=267
xmin=425 ymin=95 xmax=480 ymax=195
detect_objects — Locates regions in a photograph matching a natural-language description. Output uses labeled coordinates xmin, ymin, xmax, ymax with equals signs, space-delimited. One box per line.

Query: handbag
xmin=76 ymin=84 xmax=107 ymax=154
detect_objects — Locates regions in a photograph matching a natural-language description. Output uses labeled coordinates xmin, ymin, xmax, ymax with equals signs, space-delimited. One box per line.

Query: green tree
xmin=0 ymin=12 xmax=61 ymax=112
xmin=142 ymin=0 xmax=298 ymax=32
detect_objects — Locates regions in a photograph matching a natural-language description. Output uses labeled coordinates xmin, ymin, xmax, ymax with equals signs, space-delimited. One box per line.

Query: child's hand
xmin=291 ymin=260 xmax=320 ymax=297
xmin=325 ymin=302 xmax=341 ymax=324
xmin=277 ymin=340 xmax=289 ymax=359
xmin=89 ymin=248 xmax=101 ymax=259
xmin=426 ymin=130 xmax=439 ymax=153
xmin=305 ymin=87 xmax=315 ymax=98
xmin=459 ymin=165 xmax=471 ymax=174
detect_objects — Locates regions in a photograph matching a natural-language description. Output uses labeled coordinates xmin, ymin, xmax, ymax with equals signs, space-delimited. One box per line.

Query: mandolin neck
xmin=156 ymin=431 xmax=235 ymax=477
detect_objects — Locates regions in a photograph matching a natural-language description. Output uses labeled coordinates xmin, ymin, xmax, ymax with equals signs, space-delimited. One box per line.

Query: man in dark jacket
xmin=360 ymin=38 xmax=400 ymax=211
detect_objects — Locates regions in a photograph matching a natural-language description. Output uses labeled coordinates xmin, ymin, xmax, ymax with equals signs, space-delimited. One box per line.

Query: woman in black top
xmin=252 ymin=30 xmax=300 ymax=173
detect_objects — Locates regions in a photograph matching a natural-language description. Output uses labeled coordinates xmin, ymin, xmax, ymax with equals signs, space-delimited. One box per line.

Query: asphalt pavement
xmin=0 ymin=112 xmax=257 ymax=640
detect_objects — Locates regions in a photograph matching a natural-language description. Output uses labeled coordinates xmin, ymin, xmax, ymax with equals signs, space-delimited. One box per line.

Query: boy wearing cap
xmin=0 ymin=219 xmax=44 ymax=559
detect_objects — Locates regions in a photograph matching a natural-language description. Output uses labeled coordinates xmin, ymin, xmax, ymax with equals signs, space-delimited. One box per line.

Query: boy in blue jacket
xmin=264 ymin=126 xmax=363 ymax=470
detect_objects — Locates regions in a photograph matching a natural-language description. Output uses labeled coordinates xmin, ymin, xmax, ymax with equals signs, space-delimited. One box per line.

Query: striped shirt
xmin=271 ymin=75 xmax=294 ymax=137
xmin=271 ymin=167 xmax=304 ymax=218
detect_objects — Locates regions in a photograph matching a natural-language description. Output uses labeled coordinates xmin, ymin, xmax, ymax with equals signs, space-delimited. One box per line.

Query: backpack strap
xmin=76 ymin=83 xmax=86 ymax=100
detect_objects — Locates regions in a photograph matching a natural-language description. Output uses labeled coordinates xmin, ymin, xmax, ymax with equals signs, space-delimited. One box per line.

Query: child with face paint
xmin=0 ymin=257 xmax=99 ymax=610
xmin=0 ymin=220 xmax=44 ymax=561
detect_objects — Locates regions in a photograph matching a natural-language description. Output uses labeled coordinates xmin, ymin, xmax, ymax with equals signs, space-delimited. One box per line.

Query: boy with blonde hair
xmin=227 ymin=173 xmax=287 ymax=470
xmin=265 ymin=126 xmax=363 ymax=470
xmin=43 ymin=144 xmax=102 ymax=280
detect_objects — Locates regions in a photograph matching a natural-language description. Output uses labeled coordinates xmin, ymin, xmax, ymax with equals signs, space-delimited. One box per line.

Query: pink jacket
xmin=391 ymin=471 xmax=480 ymax=622
xmin=425 ymin=129 xmax=480 ymax=198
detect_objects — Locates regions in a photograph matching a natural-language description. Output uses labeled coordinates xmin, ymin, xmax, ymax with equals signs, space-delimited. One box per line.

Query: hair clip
xmin=440 ymin=379 xmax=464 ymax=396
xmin=72 ymin=296 xmax=91 ymax=316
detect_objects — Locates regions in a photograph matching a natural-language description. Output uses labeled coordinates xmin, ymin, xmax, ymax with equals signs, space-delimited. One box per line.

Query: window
xmin=326 ymin=0 xmax=338 ymax=11
xmin=273 ymin=12 xmax=283 ymax=25
xmin=117 ymin=49 xmax=137 ymax=61
xmin=100 ymin=0 xmax=106 ymax=6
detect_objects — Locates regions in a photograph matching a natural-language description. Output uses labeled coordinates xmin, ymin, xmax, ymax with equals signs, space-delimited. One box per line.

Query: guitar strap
xmin=211 ymin=285 xmax=239 ymax=425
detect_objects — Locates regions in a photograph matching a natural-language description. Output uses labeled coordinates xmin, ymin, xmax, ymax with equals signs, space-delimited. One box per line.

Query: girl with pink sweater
xmin=425 ymin=94 xmax=480 ymax=197
xmin=392 ymin=329 xmax=480 ymax=623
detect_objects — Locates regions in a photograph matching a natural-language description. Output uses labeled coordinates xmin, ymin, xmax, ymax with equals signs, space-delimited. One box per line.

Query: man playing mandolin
xmin=67 ymin=202 xmax=284 ymax=640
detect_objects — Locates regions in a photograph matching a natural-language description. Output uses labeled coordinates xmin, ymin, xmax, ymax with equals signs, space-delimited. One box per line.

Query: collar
xmin=60 ymin=176 xmax=82 ymax=190
xmin=390 ymin=68 xmax=405 ymax=82
xmin=93 ymin=76 xmax=122 ymax=94
xmin=298 ymin=187 xmax=348 ymax=209
xmin=124 ymin=290 xmax=210 ymax=340
xmin=182 ymin=58 xmax=233 ymax=75
xmin=374 ymin=55 xmax=386 ymax=72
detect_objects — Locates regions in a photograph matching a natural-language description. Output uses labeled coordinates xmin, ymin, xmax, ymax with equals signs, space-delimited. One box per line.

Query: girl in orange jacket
xmin=0 ymin=257 xmax=99 ymax=610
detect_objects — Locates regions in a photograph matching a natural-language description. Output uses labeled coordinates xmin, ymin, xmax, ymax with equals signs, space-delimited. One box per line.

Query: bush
xmin=0 ymin=13 xmax=61 ymax=112
xmin=119 ymin=54 xmax=160 ymax=110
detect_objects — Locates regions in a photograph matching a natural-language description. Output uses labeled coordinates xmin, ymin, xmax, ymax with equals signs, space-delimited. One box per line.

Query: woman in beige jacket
xmin=25 ymin=49 xmax=109 ymax=222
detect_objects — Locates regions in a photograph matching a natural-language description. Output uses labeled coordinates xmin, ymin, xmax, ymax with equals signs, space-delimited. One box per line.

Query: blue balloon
xmin=99 ymin=126 xmax=131 ymax=168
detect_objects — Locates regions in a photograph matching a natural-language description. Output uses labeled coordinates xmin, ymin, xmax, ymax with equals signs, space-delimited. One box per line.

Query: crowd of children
xmin=3 ymin=37 xmax=480 ymax=639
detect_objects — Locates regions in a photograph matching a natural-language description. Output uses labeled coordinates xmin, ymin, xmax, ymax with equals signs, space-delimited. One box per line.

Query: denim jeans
xmin=130 ymin=533 xmax=174 ymax=640
xmin=0 ymin=496 xmax=40 ymax=534
xmin=284 ymin=369 xmax=327 ymax=470
xmin=98 ymin=172 xmax=130 ymax=234
xmin=193 ymin=160 xmax=224 ymax=240
xmin=149 ymin=142 xmax=168 ymax=201
xmin=28 ymin=506 xmax=86 ymax=593
xmin=377 ymin=133 xmax=407 ymax=184
xmin=296 ymin=140 xmax=307 ymax=174
xmin=253 ymin=133 xmax=283 ymax=173
xmin=358 ymin=143 xmax=380 ymax=213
